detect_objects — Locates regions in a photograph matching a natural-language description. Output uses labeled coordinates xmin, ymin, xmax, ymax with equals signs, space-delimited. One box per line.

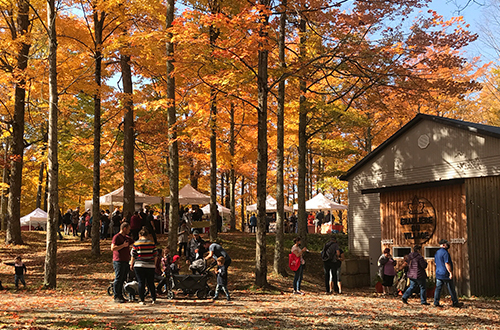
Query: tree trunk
xmin=255 ymin=0 xmax=271 ymax=288
xmin=274 ymin=0 xmax=287 ymax=276
xmin=1 ymin=142 xmax=9 ymax=231
xmin=209 ymin=88 xmax=218 ymax=241
xmin=166 ymin=0 xmax=179 ymax=255
xmin=208 ymin=1 xmax=220 ymax=241
xmin=92 ymin=10 xmax=105 ymax=256
xmin=36 ymin=161 xmax=45 ymax=209
xmin=6 ymin=0 xmax=31 ymax=245
xmin=121 ymin=53 xmax=135 ymax=218
xmin=44 ymin=0 xmax=58 ymax=288
xmin=229 ymin=104 xmax=236 ymax=231
xmin=297 ymin=16 xmax=308 ymax=245
xmin=240 ymin=176 xmax=245 ymax=231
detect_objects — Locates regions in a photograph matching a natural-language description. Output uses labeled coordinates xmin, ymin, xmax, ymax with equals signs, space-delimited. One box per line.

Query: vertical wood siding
xmin=380 ymin=183 xmax=469 ymax=296
xmin=466 ymin=176 xmax=500 ymax=297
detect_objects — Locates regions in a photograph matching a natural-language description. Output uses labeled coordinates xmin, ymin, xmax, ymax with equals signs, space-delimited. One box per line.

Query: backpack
xmin=289 ymin=253 xmax=301 ymax=271
xmin=321 ymin=242 xmax=337 ymax=262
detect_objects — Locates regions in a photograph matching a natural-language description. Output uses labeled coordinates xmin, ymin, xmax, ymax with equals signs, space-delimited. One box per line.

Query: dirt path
xmin=1 ymin=288 xmax=499 ymax=329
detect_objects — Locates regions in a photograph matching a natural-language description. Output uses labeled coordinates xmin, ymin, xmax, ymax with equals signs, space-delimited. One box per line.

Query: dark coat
xmin=407 ymin=251 xmax=427 ymax=279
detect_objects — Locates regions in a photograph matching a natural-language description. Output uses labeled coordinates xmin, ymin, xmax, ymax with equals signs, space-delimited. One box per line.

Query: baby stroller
xmin=166 ymin=260 xmax=216 ymax=299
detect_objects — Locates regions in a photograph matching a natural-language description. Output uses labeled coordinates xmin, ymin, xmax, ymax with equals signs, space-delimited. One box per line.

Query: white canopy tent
xmin=84 ymin=187 xmax=162 ymax=211
xmin=293 ymin=193 xmax=347 ymax=211
xmin=201 ymin=203 xmax=231 ymax=217
xmin=20 ymin=208 xmax=48 ymax=230
xmin=165 ymin=184 xmax=210 ymax=205
xmin=246 ymin=195 xmax=293 ymax=213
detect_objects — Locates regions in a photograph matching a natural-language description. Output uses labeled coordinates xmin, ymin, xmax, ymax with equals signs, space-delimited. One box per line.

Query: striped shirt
xmin=131 ymin=238 xmax=157 ymax=269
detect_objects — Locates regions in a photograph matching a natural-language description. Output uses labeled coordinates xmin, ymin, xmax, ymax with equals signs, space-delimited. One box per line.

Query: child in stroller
xmin=189 ymin=253 xmax=215 ymax=274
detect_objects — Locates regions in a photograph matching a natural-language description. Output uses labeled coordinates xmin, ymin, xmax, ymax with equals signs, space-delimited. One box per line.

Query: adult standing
xmin=249 ymin=214 xmax=257 ymax=233
xmin=100 ymin=210 xmax=110 ymax=240
xmin=434 ymin=239 xmax=463 ymax=307
xmin=63 ymin=209 xmax=72 ymax=236
xmin=111 ymin=208 xmax=122 ymax=236
xmin=334 ymin=248 xmax=345 ymax=294
xmin=187 ymin=230 xmax=205 ymax=264
xmin=130 ymin=227 xmax=158 ymax=305
xmin=314 ymin=211 xmax=324 ymax=233
xmin=204 ymin=241 xmax=231 ymax=269
xmin=401 ymin=245 xmax=429 ymax=305
xmin=130 ymin=211 xmax=142 ymax=241
xmin=291 ymin=236 xmax=307 ymax=295
xmin=178 ymin=220 xmax=189 ymax=257
xmin=321 ymin=236 xmax=340 ymax=294
xmin=146 ymin=210 xmax=158 ymax=245
xmin=71 ymin=207 xmax=80 ymax=237
xmin=110 ymin=222 xmax=134 ymax=303
xmin=378 ymin=248 xmax=396 ymax=295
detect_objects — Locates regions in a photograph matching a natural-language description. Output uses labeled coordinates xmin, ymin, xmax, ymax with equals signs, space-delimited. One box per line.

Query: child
xmin=161 ymin=247 xmax=172 ymax=275
xmin=213 ymin=256 xmax=230 ymax=301
xmin=170 ymin=255 xmax=181 ymax=275
xmin=5 ymin=256 xmax=27 ymax=289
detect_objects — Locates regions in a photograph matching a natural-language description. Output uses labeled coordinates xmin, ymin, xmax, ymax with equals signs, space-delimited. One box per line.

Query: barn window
xmin=393 ymin=247 xmax=411 ymax=258
xmin=424 ymin=247 xmax=441 ymax=259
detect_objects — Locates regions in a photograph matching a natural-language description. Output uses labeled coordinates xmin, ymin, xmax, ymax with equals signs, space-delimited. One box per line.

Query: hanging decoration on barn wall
xmin=399 ymin=196 xmax=436 ymax=244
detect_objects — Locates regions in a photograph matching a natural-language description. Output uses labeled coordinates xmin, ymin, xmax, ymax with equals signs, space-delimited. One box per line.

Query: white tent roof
xmin=201 ymin=203 xmax=231 ymax=217
xmin=293 ymin=193 xmax=347 ymax=211
xmin=85 ymin=187 xmax=161 ymax=208
xmin=165 ymin=184 xmax=210 ymax=205
xmin=20 ymin=208 xmax=48 ymax=226
xmin=246 ymin=195 xmax=293 ymax=213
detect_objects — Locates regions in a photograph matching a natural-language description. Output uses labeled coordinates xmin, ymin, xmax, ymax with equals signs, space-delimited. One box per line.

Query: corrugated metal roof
xmin=340 ymin=114 xmax=500 ymax=181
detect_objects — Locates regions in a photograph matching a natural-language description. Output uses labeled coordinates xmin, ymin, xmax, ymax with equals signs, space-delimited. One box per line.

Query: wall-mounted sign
xmin=381 ymin=239 xmax=394 ymax=245
xmin=400 ymin=196 xmax=436 ymax=244
xmin=450 ymin=238 xmax=466 ymax=244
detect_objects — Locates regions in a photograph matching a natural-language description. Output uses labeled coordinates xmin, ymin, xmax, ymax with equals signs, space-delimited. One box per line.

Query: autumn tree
xmin=3 ymin=0 xmax=32 ymax=244
xmin=44 ymin=0 xmax=58 ymax=288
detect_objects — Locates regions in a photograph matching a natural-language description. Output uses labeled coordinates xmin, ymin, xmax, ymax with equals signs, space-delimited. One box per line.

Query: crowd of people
xmin=111 ymin=215 xmax=232 ymax=305
xmin=247 ymin=210 xmax=342 ymax=234
xmin=376 ymin=239 xmax=463 ymax=308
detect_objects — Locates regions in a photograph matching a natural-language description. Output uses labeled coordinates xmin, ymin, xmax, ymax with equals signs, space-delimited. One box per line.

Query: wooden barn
xmin=340 ymin=114 xmax=500 ymax=296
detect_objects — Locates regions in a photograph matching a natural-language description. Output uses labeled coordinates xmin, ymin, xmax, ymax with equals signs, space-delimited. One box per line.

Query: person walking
xmin=321 ymin=235 xmax=340 ymax=294
xmin=130 ymin=227 xmax=158 ymax=305
xmin=291 ymin=236 xmax=307 ymax=295
xmin=401 ymin=245 xmax=429 ymax=305
xmin=434 ymin=239 xmax=463 ymax=308
xmin=110 ymin=222 xmax=134 ymax=303
xmin=213 ymin=256 xmax=231 ymax=301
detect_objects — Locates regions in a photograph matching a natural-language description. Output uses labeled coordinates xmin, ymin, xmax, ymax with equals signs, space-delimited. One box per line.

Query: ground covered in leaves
xmin=0 ymin=232 xmax=498 ymax=329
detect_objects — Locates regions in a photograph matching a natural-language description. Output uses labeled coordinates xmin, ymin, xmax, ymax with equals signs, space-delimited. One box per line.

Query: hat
xmin=173 ymin=255 xmax=180 ymax=262
xmin=193 ymin=230 xmax=200 ymax=235
xmin=439 ymin=239 xmax=449 ymax=245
